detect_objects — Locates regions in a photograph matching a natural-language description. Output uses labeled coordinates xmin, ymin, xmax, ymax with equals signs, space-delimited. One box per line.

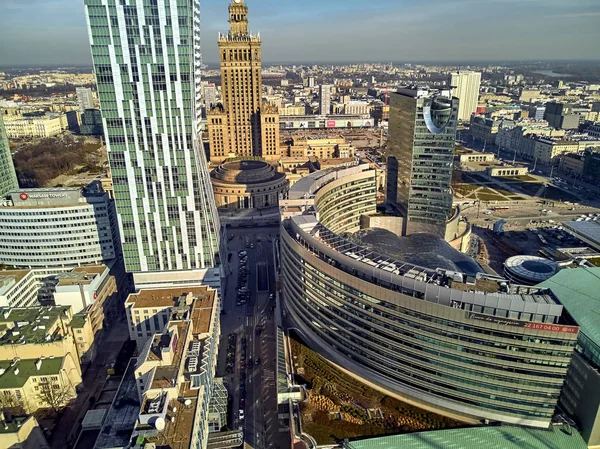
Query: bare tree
xmin=36 ymin=382 xmax=75 ymax=413
xmin=0 ymin=392 xmax=26 ymax=415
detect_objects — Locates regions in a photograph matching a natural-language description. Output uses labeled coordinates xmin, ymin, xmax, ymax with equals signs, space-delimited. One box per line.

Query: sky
xmin=1 ymin=0 xmax=599 ymax=67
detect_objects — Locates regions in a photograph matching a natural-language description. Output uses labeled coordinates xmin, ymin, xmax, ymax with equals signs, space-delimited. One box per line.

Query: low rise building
xmin=459 ymin=152 xmax=496 ymax=164
xmin=0 ymin=306 xmax=83 ymax=372
xmin=285 ymin=135 xmax=355 ymax=159
xmin=0 ymin=414 xmax=50 ymax=449
xmin=469 ymin=115 xmax=514 ymax=144
xmin=486 ymin=166 xmax=529 ymax=177
xmin=2 ymin=113 xmax=67 ymax=138
xmin=0 ymin=355 xmax=81 ymax=414
xmin=496 ymin=121 xmax=565 ymax=161
xmin=559 ymin=153 xmax=585 ymax=177
xmin=0 ymin=268 xmax=68 ymax=308
xmin=344 ymin=101 xmax=370 ymax=115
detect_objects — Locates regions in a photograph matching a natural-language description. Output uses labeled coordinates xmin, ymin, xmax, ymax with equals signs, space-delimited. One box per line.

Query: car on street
xmin=255 ymin=357 xmax=260 ymax=365
xmin=239 ymin=410 xmax=245 ymax=421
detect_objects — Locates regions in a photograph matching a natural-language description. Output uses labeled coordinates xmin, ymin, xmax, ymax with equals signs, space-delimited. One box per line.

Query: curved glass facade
xmin=280 ymin=167 xmax=578 ymax=428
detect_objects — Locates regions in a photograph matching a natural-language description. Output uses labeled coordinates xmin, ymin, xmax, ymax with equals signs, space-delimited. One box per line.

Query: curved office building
xmin=279 ymin=164 xmax=579 ymax=428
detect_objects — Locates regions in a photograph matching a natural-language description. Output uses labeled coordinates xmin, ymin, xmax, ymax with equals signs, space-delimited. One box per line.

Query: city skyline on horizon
xmin=1 ymin=0 xmax=599 ymax=66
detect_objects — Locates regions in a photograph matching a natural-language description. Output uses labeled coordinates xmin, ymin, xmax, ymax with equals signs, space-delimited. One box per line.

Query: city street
xmin=216 ymin=225 xmax=287 ymax=449
xmin=50 ymin=314 xmax=129 ymax=449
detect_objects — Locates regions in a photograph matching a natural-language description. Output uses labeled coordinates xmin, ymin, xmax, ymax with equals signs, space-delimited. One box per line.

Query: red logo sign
xmin=19 ymin=193 xmax=29 ymax=201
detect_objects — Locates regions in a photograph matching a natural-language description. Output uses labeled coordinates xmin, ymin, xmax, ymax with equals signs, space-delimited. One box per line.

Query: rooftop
xmin=0 ymin=306 xmax=71 ymax=345
xmin=538 ymin=267 xmax=600 ymax=350
xmin=344 ymin=425 xmax=587 ymax=449
xmin=141 ymin=383 xmax=201 ymax=449
xmin=127 ymin=286 xmax=215 ymax=310
xmin=0 ymin=357 xmax=64 ymax=389
xmin=56 ymin=265 xmax=107 ymax=286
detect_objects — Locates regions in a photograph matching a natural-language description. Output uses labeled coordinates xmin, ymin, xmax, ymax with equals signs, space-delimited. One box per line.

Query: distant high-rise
xmin=449 ymin=71 xmax=481 ymax=122
xmin=207 ymin=0 xmax=280 ymax=163
xmin=76 ymin=87 xmax=94 ymax=112
xmin=84 ymin=0 xmax=221 ymax=288
xmin=203 ymin=84 xmax=217 ymax=110
xmin=319 ymin=85 xmax=331 ymax=115
xmin=0 ymin=114 xmax=19 ymax=197
xmin=386 ymin=88 xmax=459 ymax=237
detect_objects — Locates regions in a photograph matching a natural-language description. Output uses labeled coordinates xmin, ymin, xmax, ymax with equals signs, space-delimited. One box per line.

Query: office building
xmin=0 ymin=114 xmax=18 ymax=198
xmin=84 ymin=0 xmax=221 ymax=288
xmin=583 ymin=149 xmax=600 ymax=182
xmin=449 ymin=71 xmax=481 ymax=122
xmin=280 ymin=164 xmax=579 ymax=428
xmin=544 ymin=102 xmax=580 ymax=130
xmin=539 ymin=268 xmax=600 ymax=447
xmin=96 ymin=286 xmax=224 ymax=449
xmin=76 ymin=87 xmax=94 ymax=112
xmin=207 ymin=0 xmax=281 ymax=163
xmin=319 ymin=84 xmax=331 ymax=115
xmin=79 ymin=109 xmax=103 ymax=136
xmin=386 ymin=88 xmax=459 ymax=237
xmin=203 ymin=84 xmax=217 ymax=110
xmin=0 ymin=187 xmax=116 ymax=269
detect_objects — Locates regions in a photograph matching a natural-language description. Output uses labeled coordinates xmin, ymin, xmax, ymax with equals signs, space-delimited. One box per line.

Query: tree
xmin=0 ymin=391 xmax=26 ymax=415
xmin=36 ymin=382 xmax=75 ymax=414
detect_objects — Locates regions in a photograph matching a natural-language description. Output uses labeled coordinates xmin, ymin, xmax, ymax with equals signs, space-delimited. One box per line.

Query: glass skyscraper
xmin=386 ymin=88 xmax=459 ymax=237
xmin=84 ymin=0 xmax=220 ymax=286
xmin=0 ymin=114 xmax=19 ymax=197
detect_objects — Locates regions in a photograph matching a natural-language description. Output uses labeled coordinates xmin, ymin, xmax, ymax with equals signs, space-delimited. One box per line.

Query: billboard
xmin=281 ymin=118 xmax=375 ymax=130
xmin=467 ymin=312 xmax=578 ymax=334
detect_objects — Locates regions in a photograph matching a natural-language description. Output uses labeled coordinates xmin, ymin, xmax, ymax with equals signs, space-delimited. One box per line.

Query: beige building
xmin=0 ymin=414 xmax=50 ymax=449
xmin=459 ymin=153 xmax=496 ymax=164
xmin=2 ymin=114 xmax=66 ymax=138
xmin=207 ymin=0 xmax=280 ymax=163
xmin=496 ymin=121 xmax=565 ymax=161
xmin=486 ymin=166 xmax=529 ymax=177
xmin=0 ymin=355 xmax=81 ymax=414
xmin=210 ymin=159 xmax=288 ymax=210
xmin=559 ymin=153 xmax=585 ymax=177
xmin=344 ymin=101 xmax=370 ymax=115
xmin=0 ymin=306 xmax=84 ymax=376
xmin=285 ymin=135 xmax=355 ymax=159
xmin=279 ymin=105 xmax=306 ymax=116
xmin=533 ymin=138 xmax=579 ymax=164
xmin=519 ymin=89 xmax=541 ymax=102
xmin=450 ymin=71 xmax=481 ymax=121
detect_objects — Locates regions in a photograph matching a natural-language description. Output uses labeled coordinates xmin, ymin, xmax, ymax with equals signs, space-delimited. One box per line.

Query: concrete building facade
xmin=0 ymin=188 xmax=116 ymax=269
xmin=450 ymin=71 xmax=481 ymax=122
xmin=76 ymin=87 xmax=94 ymax=112
xmin=319 ymin=84 xmax=331 ymax=115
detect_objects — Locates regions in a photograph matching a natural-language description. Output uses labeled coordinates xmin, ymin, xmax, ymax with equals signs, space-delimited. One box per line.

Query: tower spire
xmin=229 ymin=0 xmax=249 ymax=36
